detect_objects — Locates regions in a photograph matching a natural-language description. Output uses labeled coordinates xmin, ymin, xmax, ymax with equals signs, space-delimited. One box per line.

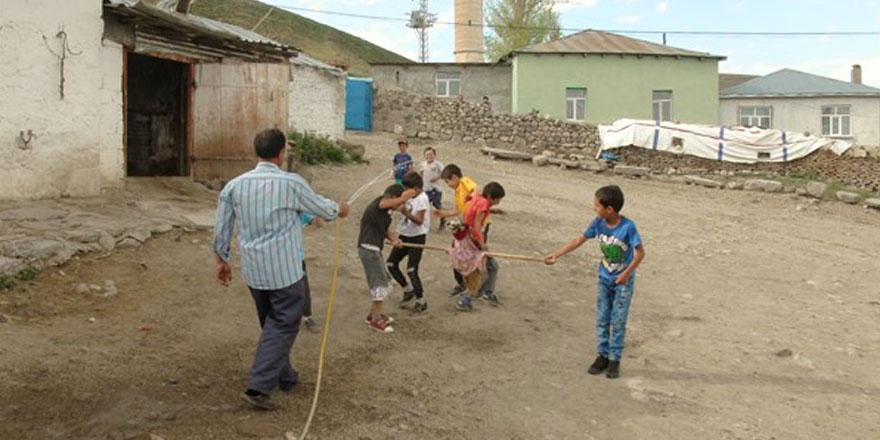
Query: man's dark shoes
xmin=241 ymin=390 xmax=279 ymax=410
xmin=588 ymin=355 xmax=610 ymax=375
xmin=605 ymin=361 xmax=620 ymax=379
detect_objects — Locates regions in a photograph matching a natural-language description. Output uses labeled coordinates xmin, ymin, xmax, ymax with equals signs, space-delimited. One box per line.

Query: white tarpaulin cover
xmin=598 ymin=119 xmax=852 ymax=163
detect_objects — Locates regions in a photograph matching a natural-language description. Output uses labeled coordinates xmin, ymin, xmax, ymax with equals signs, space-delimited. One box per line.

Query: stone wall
xmin=0 ymin=0 xmax=125 ymax=200
xmin=373 ymin=88 xmax=601 ymax=154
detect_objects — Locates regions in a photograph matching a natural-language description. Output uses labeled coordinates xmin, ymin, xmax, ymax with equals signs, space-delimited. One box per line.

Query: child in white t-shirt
xmin=386 ymin=171 xmax=431 ymax=313
xmin=419 ymin=147 xmax=445 ymax=232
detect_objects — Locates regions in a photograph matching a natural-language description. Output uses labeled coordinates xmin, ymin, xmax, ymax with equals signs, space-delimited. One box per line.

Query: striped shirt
xmin=212 ymin=162 xmax=339 ymax=290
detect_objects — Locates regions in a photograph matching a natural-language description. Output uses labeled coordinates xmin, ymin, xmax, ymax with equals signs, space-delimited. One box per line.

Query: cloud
xmin=555 ymin=0 xmax=600 ymax=12
xmin=656 ymin=1 xmax=668 ymax=13
xmin=616 ymin=15 xmax=641 ymax=24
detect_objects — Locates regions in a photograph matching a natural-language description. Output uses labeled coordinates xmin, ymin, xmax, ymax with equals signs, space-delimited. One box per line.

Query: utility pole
xmin=407 ymin=0 xmax=437 ymax=63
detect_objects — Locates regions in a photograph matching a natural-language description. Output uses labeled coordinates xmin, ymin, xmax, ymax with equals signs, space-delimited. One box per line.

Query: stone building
xmin=288 ymin=54 xmax=347 ymax=140
xmin=0 ymin=0 xmax=295 ymax=200
xmin=371 ymin=63 xmax=512 ymax=113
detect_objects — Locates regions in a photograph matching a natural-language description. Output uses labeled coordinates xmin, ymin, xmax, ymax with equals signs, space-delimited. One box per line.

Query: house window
xmin=652 ymin=90 xmax=672 ymax=121
xmin=739 ymin=106 xmax=772 ymax=129
xmin=436 ymin=72 xmax=461 ymax=97
xmin=821 ymin=105 xmax=851 ymax=137
xmin=565 ymin=88 xmax=586 ymax=121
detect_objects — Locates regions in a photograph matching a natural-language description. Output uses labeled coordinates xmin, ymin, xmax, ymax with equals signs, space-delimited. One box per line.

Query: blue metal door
xmin=345 ymin=77 xmax=373 ymax=132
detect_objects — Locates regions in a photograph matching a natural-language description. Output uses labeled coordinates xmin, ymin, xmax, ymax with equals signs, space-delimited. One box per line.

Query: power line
xmin=266 ymin=3 xmax=880 ymax=37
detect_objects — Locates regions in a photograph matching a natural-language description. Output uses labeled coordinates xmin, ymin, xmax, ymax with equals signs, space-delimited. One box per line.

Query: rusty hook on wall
xmin=18 ymin=130 xmax=34 ymax=150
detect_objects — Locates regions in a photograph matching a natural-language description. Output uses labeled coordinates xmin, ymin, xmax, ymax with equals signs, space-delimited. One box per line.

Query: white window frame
xmin=435 ymin=71 xmax=461 ymax=97
xmin=652 ymin=90 xmax=672 ymax=122
xmin=565 ymin=88 xmax=586 ymax=121
xmin=738 ymin=106 xmax=773 ymax=129
xmin=821 ymin=105 xmax=851 ymax=137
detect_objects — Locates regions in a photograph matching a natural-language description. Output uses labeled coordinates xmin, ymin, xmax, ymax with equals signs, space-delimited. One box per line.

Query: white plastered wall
xmin=288 ymin=64 xmax=345 ymax=140
xmin=720 ymin=96 xmax=880 ymax=147
xmin=0 ymin=0 xmax=124 ymax=200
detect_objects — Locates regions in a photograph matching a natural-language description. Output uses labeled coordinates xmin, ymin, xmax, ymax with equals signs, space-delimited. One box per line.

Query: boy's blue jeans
xmin=596 ymin=275 xmax=636 ymax=361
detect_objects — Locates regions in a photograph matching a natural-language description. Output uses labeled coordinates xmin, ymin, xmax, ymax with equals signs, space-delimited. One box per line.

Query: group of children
xmin=354 ymin=138 xmax=646 ymax=378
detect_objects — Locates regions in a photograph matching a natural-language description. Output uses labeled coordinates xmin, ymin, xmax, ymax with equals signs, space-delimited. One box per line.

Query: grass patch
xmin=0 ymin=275 xmax=15 ymax=291
xmin=16 ymin=267 xmax=38 ymax=281
xmin=288 ymin=130 xmax=351 ymax=165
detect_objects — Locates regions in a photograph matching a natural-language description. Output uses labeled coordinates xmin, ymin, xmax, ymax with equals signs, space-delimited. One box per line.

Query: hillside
xmin=155 ymin=0 xmax=413 ymax=76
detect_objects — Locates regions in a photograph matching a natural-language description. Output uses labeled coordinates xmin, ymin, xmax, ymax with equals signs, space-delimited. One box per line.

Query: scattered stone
xmin=75 ymin=283 xmax=90 ymax=294
xmin=103 ymin=280 xmax=118 ymax=297
xmin=0 ymin=313 xmax=7 ymax=324
xmin=336 ymin=140 xmax=365 ymax=160
xmin=806 ymin=181 xmax=827 ymax=198
xmin=531 ymin=155 xmax=549 ymax=167
xmin=126 ymin=434 xmax=164 ymax=440
xmin=64 ymin=230 xmax=100 ymax=243
xmin=116 ymin=238 xmax=141 ymax=248
xmin=775 ymin=348 xmax=793 ymax=357
xmin=725 ymin=181 xmax=744 ymax=190
xmin=744 ymin=179 xmax=783 ymax=193
xmin=480 ymin=147 xmax=533 ymax=161
xmin=285 ymin=432 xmax=298 ymax=440
xmin=614 ymin=165 xmax=650 ymax=177
xmin=792 ymin=353 xmax=816 ymax=370
xmin=0 ymin=256 xmax=24 ymax=275
xmin=684 ymin=175 xmax=722 ymax=189
xmin=88 ymin=317 xmax=96 ymax=323
xmin=451 ymin=363 xmax=465 ymax=373
xmin=836 ymin=191 xmax=861 ymax=204
xmin=866 ymin=198 xmax=880 ymax=210
xmin=98 ymin=232 xmax=116 ymax=252
xmin=0 ymin=207 xmax=68 ymax=221
xmin=796 ymin=188 xmax=808 ymax=196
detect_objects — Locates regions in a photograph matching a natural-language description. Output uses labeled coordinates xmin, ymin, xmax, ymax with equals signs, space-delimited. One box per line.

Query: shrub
xmin=288 ymin=130 xmax=351 ymax=165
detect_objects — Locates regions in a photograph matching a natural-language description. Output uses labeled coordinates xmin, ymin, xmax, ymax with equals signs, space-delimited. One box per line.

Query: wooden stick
xmin=386 ymin=241 xmax=546 ymax=262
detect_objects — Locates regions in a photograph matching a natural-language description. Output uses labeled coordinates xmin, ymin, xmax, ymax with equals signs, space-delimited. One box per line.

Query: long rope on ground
xmin=298 ymin=218 xmax=343 ymax=440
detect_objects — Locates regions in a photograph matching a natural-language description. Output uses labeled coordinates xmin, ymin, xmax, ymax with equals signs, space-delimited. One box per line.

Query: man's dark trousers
xmin=247 ymin=277 xmax=306 ymax=393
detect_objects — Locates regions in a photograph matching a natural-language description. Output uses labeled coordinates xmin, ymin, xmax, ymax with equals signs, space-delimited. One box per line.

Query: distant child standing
xmin=544 ymin=185 xmax=646 ymax=379
xmin=392 ymin=139 xmax=414 ymax=185
xmin=386 ymin=172 xmax=430 ymax=313
xmin=358 ymin=184 xmax=417 ymax=333
xmin=419 ymin=147 xmax=445 ymax=231
xmin=455 ymin=182 xmax=505 ymax=311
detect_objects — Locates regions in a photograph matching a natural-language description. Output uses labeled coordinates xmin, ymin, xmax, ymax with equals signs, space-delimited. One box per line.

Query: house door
xmin=125 ymin=53 xmax=189 ymax=176
xmin=345 ymin=78 xmax=373 ymax=132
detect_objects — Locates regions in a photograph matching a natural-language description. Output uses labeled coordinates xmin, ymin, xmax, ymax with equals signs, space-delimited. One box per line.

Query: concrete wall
xmin=720 ymin=97 xmax=880 ymax=147
xmin=371 ymin=64 xmax=511 ymax=113
xmin=288 ymin=64 xmax=345 ymax=139
xmin=511 ymin=53 xmax=720 ymax=125
xmin=0 ymin=0 xmax=124 ymax=200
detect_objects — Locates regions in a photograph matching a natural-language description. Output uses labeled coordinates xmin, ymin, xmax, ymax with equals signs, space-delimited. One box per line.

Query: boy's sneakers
xmin=367 ymin=316 xmax=394 ymax=333
xmin=303 ymin=316 xmax=319 ymax=333
xmin=240 ymin=390 xmax=278 ymax=411
xmin=365 ymin=313 xmax=395 ymax=325
xmin=448 ymin=284 xmax=466 ymax=297
xmin=456 ymin=295 xmax=472 ymax=311
xmin=588 ymin=355 xmax=610 ymax=375
xmin=480 ymin=291 xmax=501 ymax=307
xmin=605 ymin=361 xmax=621 ymax=379
xmin=412 ymin=300 xmax=428 ymax=313
xmin=399 ymin=290 xmax=416 ymax=309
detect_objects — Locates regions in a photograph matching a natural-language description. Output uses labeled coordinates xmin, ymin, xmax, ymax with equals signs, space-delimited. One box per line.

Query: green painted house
xmin=504 ymin=30 xmax=725 ymax=125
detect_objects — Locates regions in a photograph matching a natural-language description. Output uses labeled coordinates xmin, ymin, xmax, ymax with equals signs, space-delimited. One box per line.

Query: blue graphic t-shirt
xmin=583 ymin=216 xmax=642 ymax=280
xmin=393 ymin=153 xmax=413 ymax=180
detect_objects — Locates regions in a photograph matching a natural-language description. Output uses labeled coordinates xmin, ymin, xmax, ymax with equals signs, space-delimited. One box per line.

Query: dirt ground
xmin=2 ymin=132 xmax=879 ymax=440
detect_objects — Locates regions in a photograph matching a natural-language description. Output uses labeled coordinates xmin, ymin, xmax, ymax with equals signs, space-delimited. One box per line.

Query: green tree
xmin=484 ymin=0 xmax=562 ymax=62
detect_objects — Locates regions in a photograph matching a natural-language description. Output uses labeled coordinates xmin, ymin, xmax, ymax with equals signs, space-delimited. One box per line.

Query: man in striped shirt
xmin=213 ymin=128 xmax=350 ymax=411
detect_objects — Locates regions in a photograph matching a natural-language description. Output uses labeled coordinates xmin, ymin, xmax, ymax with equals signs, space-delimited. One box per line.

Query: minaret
xmin=454 ymin=0 xmax=485 ymax=63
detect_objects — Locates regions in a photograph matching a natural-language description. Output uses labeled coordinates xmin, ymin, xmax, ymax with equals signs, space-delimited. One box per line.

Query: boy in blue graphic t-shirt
xmin=544 ymin=185 xmax=646 ymax=379
xmin=392 ymin=139 xmax=413 ymax=184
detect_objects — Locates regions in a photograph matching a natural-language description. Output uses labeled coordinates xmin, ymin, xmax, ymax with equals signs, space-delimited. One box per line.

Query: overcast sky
xmin=268 ymin=0 xmax=880 ymax=86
